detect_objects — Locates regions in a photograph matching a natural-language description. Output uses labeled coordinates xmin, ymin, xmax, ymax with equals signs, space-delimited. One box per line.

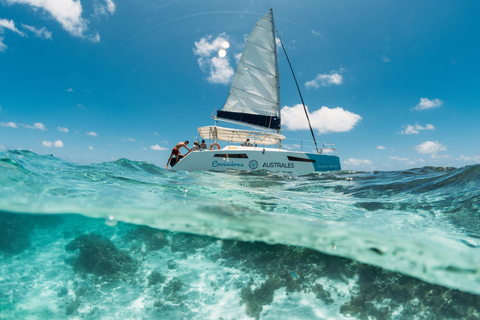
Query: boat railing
xmin=281 ymin=139 xmax=339 ymax=155
xmin=320 ymin=143 xmax=338 ymax=155
xmin=192 ymin=136 xmax=338 ymax=155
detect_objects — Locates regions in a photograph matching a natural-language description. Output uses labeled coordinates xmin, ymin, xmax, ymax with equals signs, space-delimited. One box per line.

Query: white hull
xmin=172 ymin=146 xmax=341 ymax=173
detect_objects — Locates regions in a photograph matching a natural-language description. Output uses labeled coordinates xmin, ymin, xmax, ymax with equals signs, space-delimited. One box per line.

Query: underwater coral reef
xmin=1 ymin=212 xmax=480 ymax=319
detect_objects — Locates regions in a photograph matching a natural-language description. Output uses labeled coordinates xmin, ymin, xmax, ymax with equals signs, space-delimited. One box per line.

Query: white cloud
xmin=86 ymin=131 xmax=98 ymax=137
xmin=414 ymin=98 xmax=443 ymax=111
xmin=381 ymin=55 xmax=390 ymax=63
xmin=389 ymin=156 xmax=410 ymax=162
xmin=23 ymin=122 xmax=47 ymax=130
xmin=34 ymin=122 xmax=46 ymax=130
xmin=305 ymin=70 xmax=343 ymax=89
xmin=0 ymin=121 xmax=18 ymax=128
xmin=233 ymin=52 xmax=242 ymax=64
xmin=150 ymin=144 xmax=167 ymax=151
xmin=377 ymin=145 xmax=386 ymax=150
xmin=0 ymin=18 xmax=26 ymax=51
xmin=21 ymin=24 xmax=52 ymax=39
xmin=207 ymin=56 xmax=234 ymax=84
xmin=343 ymin=158 xmax=373 ymax=166
xmin=0 ymin=18 xmax=25 ymax=36
xmin=414 ymin=141 xmax=446 ymax=158
xmin=41 ymin=140 xmax=52 ymax=147
xmin=0 ymin=36 xmax=6 ymax=52
xmin=57 ymin=126 xmax=69 ymax=132
xmin=281 ymin=104 xmax=362 ymax=134
xmin=282 ymin=143 xmax=301 ymax=151
xmin=400 ymin=123 xmax=435 ymax=135
xmin=106 ymin=0 xmax=115 ymax=13
xmin=118 ymin=137 xmax=136 ymax=142
xmin=1 ymin=121 xmax=48 ymax=130
xmin=91 ymin=32 xmax=100 ymax=42
xmin=194 ymin=34 xmax=229 ymax=56
xmin=275 ymin=37 xmax=282 ymax=48
xmin=5 ymin=0 xmax=101 ymax=42
xmin=88 ymin=146 xmax=94 ymax=150
xmin=53 ymin=140 xmax=63 ymax=148
xmin=389 ymin=156 xmax=416 ymax=165
xmin=94 ymin=0 xmax=116 ymax=16
xmin=194 ymin=34 xmax=234 ymax=85
xmin=457 ymin=155 xmax=480 ymax=162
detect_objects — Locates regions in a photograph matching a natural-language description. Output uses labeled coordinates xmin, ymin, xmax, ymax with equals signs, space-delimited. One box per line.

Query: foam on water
xmin=1 ymin=150 xmax=480 ymax=318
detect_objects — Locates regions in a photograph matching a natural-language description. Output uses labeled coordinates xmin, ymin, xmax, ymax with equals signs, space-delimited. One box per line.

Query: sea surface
xmin=1 ymin=150 xmax=480 ymax=319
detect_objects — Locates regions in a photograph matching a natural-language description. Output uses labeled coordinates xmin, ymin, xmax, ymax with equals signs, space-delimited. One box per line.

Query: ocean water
xmin=1 ymin=150 xmax=480 ymax=319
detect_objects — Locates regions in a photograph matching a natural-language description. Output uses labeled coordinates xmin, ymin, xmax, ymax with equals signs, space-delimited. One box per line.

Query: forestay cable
xmin=275 ymin=30 xmax=319 ymax=154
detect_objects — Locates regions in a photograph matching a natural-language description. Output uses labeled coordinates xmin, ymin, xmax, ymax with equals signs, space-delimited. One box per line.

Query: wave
xmin=2 ymin=150 xmax=480 ymax=296
xmin=345 ymin=165 xmax=480 ymax=195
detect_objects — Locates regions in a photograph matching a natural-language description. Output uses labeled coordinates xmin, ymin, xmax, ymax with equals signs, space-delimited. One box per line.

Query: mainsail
xmin=215 ymin=11 xmax=281 ymax=131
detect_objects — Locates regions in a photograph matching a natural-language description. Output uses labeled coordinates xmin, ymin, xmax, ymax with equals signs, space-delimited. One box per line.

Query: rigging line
xmin=211 ymin=82 xmax=232 ymax=118
xmin=275 ymin=29 xmax=319 ymax=154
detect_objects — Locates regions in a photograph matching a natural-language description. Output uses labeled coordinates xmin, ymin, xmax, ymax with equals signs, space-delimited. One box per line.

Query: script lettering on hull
xmin=212 ymin=161 xmax=245 ymax=168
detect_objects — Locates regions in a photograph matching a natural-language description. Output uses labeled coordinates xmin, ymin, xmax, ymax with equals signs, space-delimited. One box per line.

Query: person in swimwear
xmin=166 ymin=140 xmax=190 ymax=169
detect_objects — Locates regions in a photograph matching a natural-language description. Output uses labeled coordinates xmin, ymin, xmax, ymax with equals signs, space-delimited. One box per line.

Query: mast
xmin=271 ymin=8 xmax=281 ymax=137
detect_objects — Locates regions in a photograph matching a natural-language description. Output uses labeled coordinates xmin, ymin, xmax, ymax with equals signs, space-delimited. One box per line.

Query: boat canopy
xmin=198 ymin=126 xmax=285 ymax=145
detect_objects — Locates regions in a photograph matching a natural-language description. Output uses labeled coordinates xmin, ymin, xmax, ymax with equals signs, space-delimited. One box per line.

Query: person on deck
xmin=191 ymin=141 xmax=201 ymax=151
xmin=166 ymin=141 xmax=191 ymax=169
xmin=200 ymin=140 xmax=207 ymax=149
xmin=241 ymin=139 xmax=252 ymax=146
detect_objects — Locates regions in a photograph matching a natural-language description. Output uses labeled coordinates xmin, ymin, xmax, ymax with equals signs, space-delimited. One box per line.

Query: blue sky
xmin=1 ymin=0 xmax=479 ymax=171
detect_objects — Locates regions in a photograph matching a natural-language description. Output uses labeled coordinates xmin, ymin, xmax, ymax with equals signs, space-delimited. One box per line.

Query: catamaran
xmin=172 ymin=10 xmax=341 ymax=173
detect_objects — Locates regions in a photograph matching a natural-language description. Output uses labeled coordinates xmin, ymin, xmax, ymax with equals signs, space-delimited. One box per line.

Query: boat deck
xmin=222 ymin=145 xmax=290 ymax=152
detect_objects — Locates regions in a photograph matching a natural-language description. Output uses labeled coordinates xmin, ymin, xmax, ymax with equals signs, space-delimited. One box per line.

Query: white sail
xmin=216 ymin=11 xmax=281 ymax=130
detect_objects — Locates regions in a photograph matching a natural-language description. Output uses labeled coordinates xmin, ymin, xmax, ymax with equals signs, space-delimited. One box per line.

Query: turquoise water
xmin=1 ymin=150 xmax=480 ymax=319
